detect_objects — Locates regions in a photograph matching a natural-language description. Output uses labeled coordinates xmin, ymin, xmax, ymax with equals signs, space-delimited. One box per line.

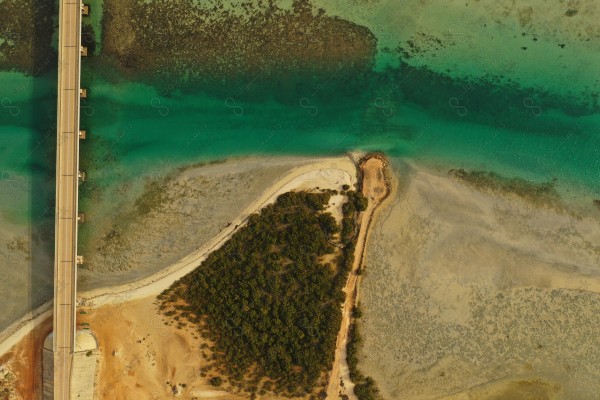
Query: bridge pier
xmin=43 ymin=331 xmax=98 ymax=400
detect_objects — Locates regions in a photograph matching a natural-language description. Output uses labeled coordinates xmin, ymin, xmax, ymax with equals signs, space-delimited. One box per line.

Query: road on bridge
xmin=53 ymin=0 xmax=83 ymax=398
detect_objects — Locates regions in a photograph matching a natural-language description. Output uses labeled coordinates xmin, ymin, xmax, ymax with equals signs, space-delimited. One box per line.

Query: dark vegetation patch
xmin=81 ymin=24 xmax=97 ymax=56
xmin=382 ymin=61 xmax=600 ymax=134
xmin=0 ymin=0 xmax=56 ymax=74
xmin=101 ymin=0 xmax=376 ymax=98
xmin=565 ymin=9 xmax=578 ymax=17
xmin=159 ymin=190 xmax=367 ymax=397
xmin=448 ymin=169 xmax=561 ymax=207
xmin=399 ymin=32 xmax=446 ymax=60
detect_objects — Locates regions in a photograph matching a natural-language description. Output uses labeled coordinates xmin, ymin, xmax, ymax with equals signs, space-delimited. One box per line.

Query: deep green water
xmin=72 ymin=77 xmax=600 ymax=198
xmin=0 ymin=72 xmax=56 ymax=224
xmin=3 ymin=63 xmax=599 ymax=224
xmin=3 ymin=1 xmax=600 ymax=224
xmin=1 ymin=0 xmax=600 ymax=329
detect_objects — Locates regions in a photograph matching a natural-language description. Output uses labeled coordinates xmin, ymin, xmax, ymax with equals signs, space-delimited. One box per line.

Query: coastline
xmin=0 ymin=155 xmax=359 ymax=358
xmin=78 ymin=155 xmax=358 ymax=305
xmin=1 ymin=154 xmax=599 ymax=399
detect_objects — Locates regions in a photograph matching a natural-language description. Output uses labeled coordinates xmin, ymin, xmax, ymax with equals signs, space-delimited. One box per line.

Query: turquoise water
xmin=0 ymin=72 xmax=56 ymax=223
xmin=0 ymin=71 xmax=56 ymax=330
xmin=1 ymin=0 xmax=600 ymax=329
xmin=77 ymin=72 xmax=600 ymax=198
xmin=73 ymin=0 xmax=600 ymax=200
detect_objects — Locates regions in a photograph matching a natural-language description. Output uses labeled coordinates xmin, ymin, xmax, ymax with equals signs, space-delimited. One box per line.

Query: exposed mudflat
xmin=359 ymin=161 xmax=600 ymax=400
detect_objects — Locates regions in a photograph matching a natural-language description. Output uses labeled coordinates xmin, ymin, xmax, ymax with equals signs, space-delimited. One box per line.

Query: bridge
xmin=51 ymin=0 xmax=87 ymax=398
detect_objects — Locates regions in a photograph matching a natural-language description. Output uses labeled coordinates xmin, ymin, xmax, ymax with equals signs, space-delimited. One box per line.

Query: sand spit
xmin=0 ymin=156 xmax=357 ymax=368
xmin=83 ymin=155 xmax=359 ymax=400
xmin=359 ymin=161 xmax=600 ymax=399
xmin=77 ymin=156 xmax=357 ymax=307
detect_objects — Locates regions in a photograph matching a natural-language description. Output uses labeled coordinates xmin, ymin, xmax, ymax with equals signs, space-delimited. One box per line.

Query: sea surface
xmin=1 ymin=0 xmax=600 ymax=330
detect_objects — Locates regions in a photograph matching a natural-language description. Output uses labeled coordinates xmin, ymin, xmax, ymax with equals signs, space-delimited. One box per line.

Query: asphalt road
xmin=53 ymin=1 xmax=82 ymax=398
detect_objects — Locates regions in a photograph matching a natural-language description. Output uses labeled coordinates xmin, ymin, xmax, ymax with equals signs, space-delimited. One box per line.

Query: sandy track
xmin=327 ymin=156 xmax=390 ymax=400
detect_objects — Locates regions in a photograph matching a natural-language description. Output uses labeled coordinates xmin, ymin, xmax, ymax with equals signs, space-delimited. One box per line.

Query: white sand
xmin=358 ymin=161 xmax=600 ymax=399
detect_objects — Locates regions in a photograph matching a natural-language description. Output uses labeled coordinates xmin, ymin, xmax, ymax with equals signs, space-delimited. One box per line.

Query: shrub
xmin=209 ymin=376 xmax=223 ymax=387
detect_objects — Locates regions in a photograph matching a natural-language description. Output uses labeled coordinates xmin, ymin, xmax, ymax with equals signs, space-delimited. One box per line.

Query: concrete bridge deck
xmin=53 ymin=0 xmax=84 ymax=398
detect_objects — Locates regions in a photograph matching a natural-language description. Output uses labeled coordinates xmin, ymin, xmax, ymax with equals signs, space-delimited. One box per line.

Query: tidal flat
xmin=359 ymin=160 xmax=600 ymax=399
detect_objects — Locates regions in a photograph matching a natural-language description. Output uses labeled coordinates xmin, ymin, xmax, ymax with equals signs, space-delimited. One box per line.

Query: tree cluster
xmin=160 ymin=190 xmax=362 ymax=396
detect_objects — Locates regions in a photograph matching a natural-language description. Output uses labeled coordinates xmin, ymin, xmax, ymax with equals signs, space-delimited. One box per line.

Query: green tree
xmin=160 ymin=191 xmax=364 ymax=396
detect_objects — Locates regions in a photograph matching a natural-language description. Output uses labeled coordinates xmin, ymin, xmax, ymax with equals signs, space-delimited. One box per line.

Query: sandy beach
xmin=358 ymin=160 xmax=600 ymax=400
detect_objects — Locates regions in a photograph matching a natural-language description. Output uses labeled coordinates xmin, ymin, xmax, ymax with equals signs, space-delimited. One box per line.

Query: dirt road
xmin=327 ymin=155 xmax=390 ymax=400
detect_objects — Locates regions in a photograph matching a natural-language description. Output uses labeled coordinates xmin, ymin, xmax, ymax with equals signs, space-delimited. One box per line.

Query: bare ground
xmin=0 ymin=315 xmax=52 ymax=400
xmin=80 ymin=296 xmax=248 ymax=400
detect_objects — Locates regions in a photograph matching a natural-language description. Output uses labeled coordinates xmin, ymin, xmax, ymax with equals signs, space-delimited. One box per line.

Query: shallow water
xmin=0 ymin=0 xmax=599 ymax=330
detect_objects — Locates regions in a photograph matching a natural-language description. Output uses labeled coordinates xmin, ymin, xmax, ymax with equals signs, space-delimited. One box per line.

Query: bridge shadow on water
xmin=1 ymin=0 xmax=61 ymax=390
xmin=27 ymin=72 xmax=56 ymax=321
